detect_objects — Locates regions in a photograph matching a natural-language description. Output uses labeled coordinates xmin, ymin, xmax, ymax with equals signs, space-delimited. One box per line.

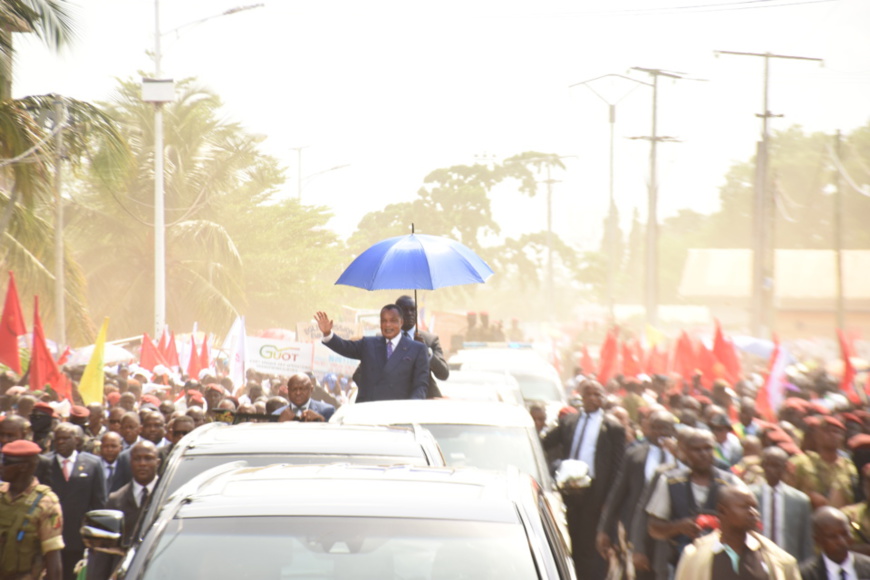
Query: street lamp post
xmin=570 ymin=74 xmax=648 ymax=321
xmin=145 ymin=1 xmax=262 ymax=337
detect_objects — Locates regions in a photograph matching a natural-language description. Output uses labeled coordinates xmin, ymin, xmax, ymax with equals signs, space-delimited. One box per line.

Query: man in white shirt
xmin=749 ymin=446 xmax=813 ymax=562
xmin=799 ymin=507 xmax=870 ymax=580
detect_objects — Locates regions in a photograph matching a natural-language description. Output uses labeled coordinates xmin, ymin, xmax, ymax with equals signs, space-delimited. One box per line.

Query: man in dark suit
xmin=86 ymin=440 xmax=160 ymax=580
xmin=98 ymin=431 xmax=125 ymax=494
xmin=749 ymin=446 xmax=814 ymax=563
xmin=316 ymin=305 xmax=429 ymax=402
xmin=800 ymin=506 xmax=870 ymax=580
xmin=543 ymin=380 xmax=626 ymax=580
xmin=596 ymin=410 xmax=678 ymax=580
xmin=273 ymin=373 xmax=336 ymax=422
xmin=395 ymin=295 xmax=449 ymax=398
xmin=47 ymin=423 xmax=106 ymax=580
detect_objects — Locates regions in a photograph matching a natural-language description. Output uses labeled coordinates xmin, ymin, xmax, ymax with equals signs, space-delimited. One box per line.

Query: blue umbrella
xmin=336 ymin=233 xmax=494 ymax=291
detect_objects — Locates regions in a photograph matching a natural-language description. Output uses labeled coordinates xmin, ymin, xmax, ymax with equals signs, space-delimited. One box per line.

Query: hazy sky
xmin=15 ymin=0 xmax=870 ymax=250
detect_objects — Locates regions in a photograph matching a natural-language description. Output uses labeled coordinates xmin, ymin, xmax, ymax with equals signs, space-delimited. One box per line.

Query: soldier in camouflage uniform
xmin=841 ymin=463 xmax=870 ymax=556
xmin=789 ymin=416 xmax=858 ymax=509
xmin=0 ymin=440 xmax=64 ymax=580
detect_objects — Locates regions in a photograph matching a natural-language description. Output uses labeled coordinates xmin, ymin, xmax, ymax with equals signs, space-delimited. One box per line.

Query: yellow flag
xmin=646 ymin=324 xmax=666 ymax=348
xmin=79 ymin=317 xmax=109 ymax=405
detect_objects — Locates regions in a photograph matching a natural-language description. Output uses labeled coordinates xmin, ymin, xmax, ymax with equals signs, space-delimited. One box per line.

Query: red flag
xmin=672 ymin=331 xmax=698 ymax=382
xmin=166 ymin=331 xmax=180 ymax=369
xmin=621 ymin=340 xmax=642 ymax=378
xmin=597 ymin=328 xmax=620 ymax=385
xmin=157 ymin=327 xmax=169 ymax=360
xmin=756 ymin=343 xmax=790 ymax=422
xmin=646 ymin=345 xmax=668 ymax=375
xmin=56 ymin=346 xmax=71 ymax=366
xmin=139 ymin=332 xmax=168 ymax=371
xmin=837 ymin=329 xmax=859 ymax=403
xmin=0 ymin=272 xmax=26 ymax=373
xmin=712 ymin=320 xmax=742 ymax=385
xmin=28 ymin=297 xmax=71 ymax=400
xmin=187 ymin=334 xmax=202 ymax=379
xmin=698 ymin=342 xmax=717 ymax=389
xmin=199 ymin=335 xmax=210 ymax=372
xmin=580 ymin=344 xmax=596 ymax=375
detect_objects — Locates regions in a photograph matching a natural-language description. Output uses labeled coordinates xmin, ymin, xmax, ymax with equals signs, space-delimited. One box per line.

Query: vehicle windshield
xmin=140 ymin=516 xmax=538 ymax=580
xmin=420 ymin=424 xmax=542 ymax=483
xmin=511 ymin=374 xmax=563 ymax=403
xmin=166 ymin=454 xmax=419 ymax=498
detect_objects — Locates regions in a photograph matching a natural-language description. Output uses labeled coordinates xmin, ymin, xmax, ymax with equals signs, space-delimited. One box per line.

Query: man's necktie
xmin=571 ymin=415 xmax=589 ymax=460
xmin=140 ymin=486 xmax=149 ymax=508
xmin=386 ymin=340 xmax=394 ymax=359
xmin=770 ymin=487 xmax=778 ymax=543
xmin=62 ymin=458 xmax=71 ymax=481
xmin=840 ymin=567 xmax=848 ymax=580
xmin=106 ymin=464 xmax=114 ymax=484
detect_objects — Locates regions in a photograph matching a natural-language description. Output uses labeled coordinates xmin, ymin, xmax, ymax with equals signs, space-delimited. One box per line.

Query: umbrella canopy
xmin=336 ymin=233 xmax=494 ymax=291
xmin=67 ymin=343 xmax=136 ymax=367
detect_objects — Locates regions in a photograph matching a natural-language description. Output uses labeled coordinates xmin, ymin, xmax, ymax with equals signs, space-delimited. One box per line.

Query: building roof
xmin=679 ymin=249 xmax=870 ymax=307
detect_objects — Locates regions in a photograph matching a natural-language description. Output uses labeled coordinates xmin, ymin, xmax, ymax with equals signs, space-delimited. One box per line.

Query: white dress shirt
xmin=643 ymin=443 xmax=674 ymax=481
xmin=824 ymin=552 xmax=856 ymax=580
xmin=569 ymin=409 xmax=603 ymax=478
xmin=132 ymin=477 xmax=159 ymax=507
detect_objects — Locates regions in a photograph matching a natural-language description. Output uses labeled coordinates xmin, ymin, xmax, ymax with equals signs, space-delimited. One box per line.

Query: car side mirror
xmin=81 ymin=509 xmax=125 ymax=555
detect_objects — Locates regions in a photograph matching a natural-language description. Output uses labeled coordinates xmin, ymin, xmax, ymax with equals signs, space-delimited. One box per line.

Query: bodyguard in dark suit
xmin=800 ymin=506 xmax=870 ymax=580
xmin=273 ymin=373 xmax=336 ymax=422
xmin=47 ymin=423 xmax=106 ymax=580
xmin=316 ymin=306 xmax=429 ymax=402
xmin=596 ymin=410 xmax=677 ymax=580
xmin=395 ymin=295 xmax=449 ymax=398
xmin=543 ymin=381 xmax=626 ymax=580
xmin=86 ymin=441 xmax=160 ymax=580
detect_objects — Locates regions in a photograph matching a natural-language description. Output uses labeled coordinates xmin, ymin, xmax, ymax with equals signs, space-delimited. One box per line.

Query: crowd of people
xmin=541 ymin=367 xmax=870 ymax=580
xmin=2 ymin=311 xmax=870 ymax=580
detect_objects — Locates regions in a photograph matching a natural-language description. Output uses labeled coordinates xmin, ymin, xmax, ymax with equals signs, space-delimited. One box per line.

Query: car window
xmin=420 ymin=424 xmax=542 ymax=483
xmin=139 ymin=516 xmax=539 ymax=580
xmin=512 ymin=374 xmax=563 ymax=402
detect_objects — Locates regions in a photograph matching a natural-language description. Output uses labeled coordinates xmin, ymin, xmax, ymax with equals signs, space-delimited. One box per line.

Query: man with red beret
xmin=0 ymin=439 xmax=64 ymax=580
xmin=790 ymin=415 xmax=858 ymax=509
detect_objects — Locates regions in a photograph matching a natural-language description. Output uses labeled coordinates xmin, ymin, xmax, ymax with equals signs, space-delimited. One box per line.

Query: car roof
xmin=173 ymin=463 xmax=531 ymax=523
xmin=176 ymin=422 xmax=433 ymax=458
xmin=331 ymin=400 xmax=536 ymax=428
xmin=442 ymin=369 xmax=521 ymax=386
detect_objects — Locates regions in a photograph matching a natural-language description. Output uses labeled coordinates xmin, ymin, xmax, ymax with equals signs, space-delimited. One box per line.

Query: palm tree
xmin=67 ymin=79 xmax=278 ymax=338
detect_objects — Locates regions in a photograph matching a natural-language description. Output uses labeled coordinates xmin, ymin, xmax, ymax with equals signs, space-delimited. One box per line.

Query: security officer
xmin=0 ymin=439 xmax=64 ymax=580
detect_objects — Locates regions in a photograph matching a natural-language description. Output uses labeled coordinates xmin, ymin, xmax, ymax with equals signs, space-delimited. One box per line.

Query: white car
xmin=437 ymin=369 xmax=523 ymax=405
xmin=330 ymin=399 xmax=570 ymax=548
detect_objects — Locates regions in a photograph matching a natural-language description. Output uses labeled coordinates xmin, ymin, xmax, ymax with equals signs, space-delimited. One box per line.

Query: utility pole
xmin=716 ymin=50 xmax=823 ymax=338
xmin=834 ymin=130 xmax=844 ymax=330
xmin=629 ymin=67 xmax=690 ymax=328
xmin=53 ymin=96 xmax=66 ymax=346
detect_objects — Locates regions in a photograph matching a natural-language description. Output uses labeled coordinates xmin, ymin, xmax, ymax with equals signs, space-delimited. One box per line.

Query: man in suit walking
xmin=596 ymin=409 xmax=678 ymax=580
xmin=47 ymin=423 xmax=106 ymax=580
xmin=749 ymin=446 xmax=814 ymax=563
xmin=273 ymin=373 xmax=336 ymax=422
xmin=98 ymin=431 xmax=125 ymax=494
xmin=395 ymin=295 xmax=449 ymax=398
xmin=799 ymin=506 xmax=870 ymax=580
xmin=86 ymin=440 xmax=160 ymax=580
xmin=316 ymin=306 xmax=429 ymax=402
xmin=542 ymin=380 xmax=626 ymax=580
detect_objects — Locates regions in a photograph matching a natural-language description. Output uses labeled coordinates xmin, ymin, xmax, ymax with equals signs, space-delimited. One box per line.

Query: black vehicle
xmin=85 ymin=463 xmax=577 ymax=580
xmin=132 ymin=421 xmax=444 ymax=542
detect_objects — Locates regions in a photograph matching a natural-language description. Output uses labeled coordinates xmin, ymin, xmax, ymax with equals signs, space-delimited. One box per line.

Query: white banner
xmin=245 ymin=337 xmax=314 ymax=376
xmin=311 ymin=342 xmax=359 ymax=377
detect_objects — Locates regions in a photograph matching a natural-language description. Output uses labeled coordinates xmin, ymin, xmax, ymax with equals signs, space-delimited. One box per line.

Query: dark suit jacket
xmin=799 ymin=553 xmax=870 ymax=580
xmin=273 ymin=397 xmax=336 ymax=422
xmin=46 ymin=451 xmax=106 ymax=552
xmin=111 ymin=447 xmax=133 ymax=493
xmin=749 ymin=482 xmax=814 ymax=563
xmin=598 ymin=440 xmax=653 ymax=539
xmin=542 ymin=410 xmax=626 ymax=509
xmin=415 ymin=329 xmax=449 ymax=399
xmin=325 ymin=333 xmax=429 ymax=402
xmin=86 ymin=482 xmax=148 ymax=580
